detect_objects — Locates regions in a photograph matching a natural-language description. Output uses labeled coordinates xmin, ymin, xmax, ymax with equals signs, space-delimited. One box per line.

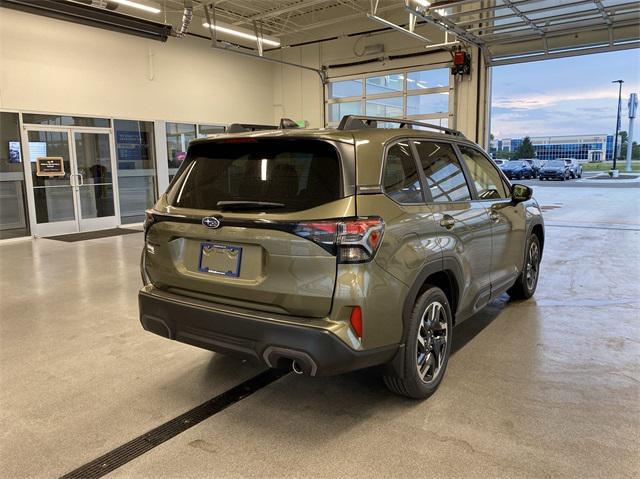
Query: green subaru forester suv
xmin=139 ymin=116 xmax=544 ymax=399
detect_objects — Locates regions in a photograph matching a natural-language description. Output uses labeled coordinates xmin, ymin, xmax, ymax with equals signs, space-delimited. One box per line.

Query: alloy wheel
xmin=416 ymin=301 xmax=448 ymax=384
xmin=525 ymin=241 xmax=540 ymax=290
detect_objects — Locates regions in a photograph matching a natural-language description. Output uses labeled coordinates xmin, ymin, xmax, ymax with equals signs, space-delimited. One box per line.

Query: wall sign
xmin=36 ymin=157 xmax=65 ymax=177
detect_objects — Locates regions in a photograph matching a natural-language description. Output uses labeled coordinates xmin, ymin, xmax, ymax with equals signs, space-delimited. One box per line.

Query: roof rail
xmin=227 ymin=118 xmax=301 ymax=134
xmin=336 ymin=115 xmax=464 ymax=137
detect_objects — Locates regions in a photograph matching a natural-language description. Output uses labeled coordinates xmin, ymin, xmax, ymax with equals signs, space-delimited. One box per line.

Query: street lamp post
xmin=612 ymin=79 xmax=624 ymax=172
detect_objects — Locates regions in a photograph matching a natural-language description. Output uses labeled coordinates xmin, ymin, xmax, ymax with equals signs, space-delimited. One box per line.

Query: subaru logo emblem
xmin=202 ymin=216 xmax=221 ymax=229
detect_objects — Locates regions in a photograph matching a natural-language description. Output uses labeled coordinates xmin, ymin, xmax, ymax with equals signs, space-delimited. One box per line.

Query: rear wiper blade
xmin=216 ymin=201 xmax=286 ymax=210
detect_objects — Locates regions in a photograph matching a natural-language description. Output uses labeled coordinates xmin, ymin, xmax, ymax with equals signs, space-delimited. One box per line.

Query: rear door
xmin=144 ymin=138 xmax=354 ymax=318
xmin=412 ymin=139 xmax=494 ymax=317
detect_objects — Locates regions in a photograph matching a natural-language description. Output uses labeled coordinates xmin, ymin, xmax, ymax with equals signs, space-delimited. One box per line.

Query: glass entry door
xmin=73 ymin=131 xmax=117 ymax=231
xmin=24 ymin=127 xmax=119 ymax=236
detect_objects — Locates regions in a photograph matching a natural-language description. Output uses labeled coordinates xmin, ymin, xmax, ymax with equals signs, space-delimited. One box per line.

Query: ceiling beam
xmin=456 ymin=0 xmax=597 ymax=27
xmin=500 ymin=0 xmax=544 ymax=35
xmin=484 ymin=16 xmax=640 ymax=45
xmin=231 ymin=0 xmax=328 ymax=26
xmin=593 ymin=0 xmax=613 ymax=25
xmin=491 ymin=40 xmax=640 ymax=66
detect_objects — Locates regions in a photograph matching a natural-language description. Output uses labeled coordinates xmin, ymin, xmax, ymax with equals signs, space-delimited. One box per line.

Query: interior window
xmin=459 ymin=146 xmax=508 ymax=199
xmin=383 ymin=142 xmax=423 ymax=203
xmin=413 ymin=141 xmax=471 ymax=202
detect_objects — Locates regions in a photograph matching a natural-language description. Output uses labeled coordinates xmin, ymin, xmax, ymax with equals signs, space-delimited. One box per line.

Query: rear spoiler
xmin=227 ymin=118 xmax=301 ymax=133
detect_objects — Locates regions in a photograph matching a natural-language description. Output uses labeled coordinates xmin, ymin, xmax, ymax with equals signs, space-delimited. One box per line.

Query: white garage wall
xmin=0 ymin=8 xmax=275 ymax=125
xmin=272 ymin=45 xmax=324 ymax=128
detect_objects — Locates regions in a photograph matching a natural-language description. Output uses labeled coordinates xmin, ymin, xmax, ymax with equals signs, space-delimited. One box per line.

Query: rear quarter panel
xmin=355 ymin=194 xmax=442 ymax=344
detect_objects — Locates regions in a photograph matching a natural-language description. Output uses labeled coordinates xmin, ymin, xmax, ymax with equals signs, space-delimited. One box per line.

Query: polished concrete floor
xmin=1 ymin=185 xmax=639 ymax=478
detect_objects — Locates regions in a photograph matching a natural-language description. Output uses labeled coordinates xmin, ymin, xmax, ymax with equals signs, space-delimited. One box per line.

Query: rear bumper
xmin=138 ymin=285 xmax=397 ymax=376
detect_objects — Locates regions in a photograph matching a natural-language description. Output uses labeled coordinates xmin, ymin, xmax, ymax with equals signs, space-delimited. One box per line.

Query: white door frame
xmin=71 ymin=128 xmax=121 ymax=232
xmin=21 ymin=124 xmax=120 ymax=236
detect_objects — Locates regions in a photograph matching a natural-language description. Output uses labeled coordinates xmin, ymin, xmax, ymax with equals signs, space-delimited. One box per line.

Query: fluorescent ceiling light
xmin=405 ymin=0 xmax=431 ymax=8
xmin=111 ymin=0 xmax=160 ymax=14
xmin=203 ymin=22 xmax=280 ymax=47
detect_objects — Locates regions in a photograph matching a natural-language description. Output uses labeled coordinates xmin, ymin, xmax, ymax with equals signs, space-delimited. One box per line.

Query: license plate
xmin=198 ymin=243 xmax=242 ymax=277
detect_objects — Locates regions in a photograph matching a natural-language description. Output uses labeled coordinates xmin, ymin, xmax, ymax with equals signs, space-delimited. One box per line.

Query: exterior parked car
xmin=501 ymin=160 xmax=534 ymax=180
xmin=539 ymin=159 xmax=571 ymax=180
xmin=560 ymin=158 xmax=582 ymax=178
xmin=494 ymin=159 xmax=507 ymax=167
xmin=139 ymin=115 xmax=544 ymax=399
xmin=522 ymin=159 xmax=543 ymax=178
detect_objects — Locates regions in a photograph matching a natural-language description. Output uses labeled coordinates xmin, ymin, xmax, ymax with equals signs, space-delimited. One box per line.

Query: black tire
xmin=508 ymin=234 xmax=541 ymax=300
xmin=383 ymin=286 xmax=453 ymax=399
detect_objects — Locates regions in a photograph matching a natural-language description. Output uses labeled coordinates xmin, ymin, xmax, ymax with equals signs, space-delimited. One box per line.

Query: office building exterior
xmin=491 ymin=134 xmax=616 ymax=162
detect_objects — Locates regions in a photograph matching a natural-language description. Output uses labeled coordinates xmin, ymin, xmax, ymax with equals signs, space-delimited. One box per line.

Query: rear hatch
xmin=144 ymin=137 xmax=355 ymax=318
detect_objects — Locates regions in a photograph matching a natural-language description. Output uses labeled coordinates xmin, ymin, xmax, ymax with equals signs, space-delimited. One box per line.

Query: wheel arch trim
xmin=402 ymin=257 xmax=463 ymax=329
xmin=388 ymin=258 xmax=462 ymax=380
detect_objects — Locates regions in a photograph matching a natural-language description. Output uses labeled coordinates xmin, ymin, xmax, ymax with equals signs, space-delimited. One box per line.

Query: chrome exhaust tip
xmin=291 ymin=360 xmax=304 ymax=375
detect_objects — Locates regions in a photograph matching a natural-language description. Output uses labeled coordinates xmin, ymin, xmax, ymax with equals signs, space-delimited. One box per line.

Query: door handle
xmin=70 ymin=173 xmax=80 ymax=188
xmin=440 ymin=215 xmax=456 ymax=229
xmin=78 ymin=173 xmax=84 ymax=187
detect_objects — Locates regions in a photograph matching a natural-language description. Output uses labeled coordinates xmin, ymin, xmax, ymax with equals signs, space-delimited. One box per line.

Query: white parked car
xmin=558 ymin=158 xmax=583 ymax=179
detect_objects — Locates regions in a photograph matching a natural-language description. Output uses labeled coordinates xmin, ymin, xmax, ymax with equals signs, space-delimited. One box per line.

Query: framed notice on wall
xmin=36 ymin=157 xmax=65 ymax=177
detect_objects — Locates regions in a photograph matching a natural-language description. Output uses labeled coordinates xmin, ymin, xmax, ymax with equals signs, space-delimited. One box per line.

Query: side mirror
xmin=511 ymin=184 xmax=532 ymax=203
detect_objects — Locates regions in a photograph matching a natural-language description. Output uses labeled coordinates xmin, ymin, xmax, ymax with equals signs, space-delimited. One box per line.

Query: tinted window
xmin=413 ymin=141 xmax=471 ymax=203
xmin=170 ymin=139 xmax=341 ymax=212
xmin=383 ymin=142 xmax=423 ymax=203
xmin=458 ymin=146 xmax=507 ymax=199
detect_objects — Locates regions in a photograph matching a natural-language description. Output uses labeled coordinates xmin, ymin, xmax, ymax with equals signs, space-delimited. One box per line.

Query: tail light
xmin=293 ymin=217 xmax=384 ymax=264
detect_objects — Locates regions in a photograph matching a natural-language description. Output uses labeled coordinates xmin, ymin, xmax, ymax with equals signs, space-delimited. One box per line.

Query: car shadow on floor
xmin=198 ymin=295 xmax=510 ymax=392
xmin=184 ymin=296 xmax=513 ymax=445
xmin=451 ymin=296 xmax=508 ymax=355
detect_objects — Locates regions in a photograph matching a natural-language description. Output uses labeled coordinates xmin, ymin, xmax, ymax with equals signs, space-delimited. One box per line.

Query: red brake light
xmin=292 ymin=217 xmax=384 ymax=263
xmin=338 ymin=217 xmax=385 ymax=263
xmin=293 ymin=221 xmax=338 ymax=250
xmin=350 ymin=306 xmax=363 ymax=339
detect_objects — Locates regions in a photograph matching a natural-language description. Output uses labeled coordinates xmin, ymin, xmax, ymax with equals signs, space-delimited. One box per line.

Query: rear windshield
xmin=169 ymin=139 xmax=342 ymax=212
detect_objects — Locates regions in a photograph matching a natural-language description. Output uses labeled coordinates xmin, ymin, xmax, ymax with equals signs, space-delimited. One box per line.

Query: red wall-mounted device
xmin=451 ymin=50 xmax=471 ymax=76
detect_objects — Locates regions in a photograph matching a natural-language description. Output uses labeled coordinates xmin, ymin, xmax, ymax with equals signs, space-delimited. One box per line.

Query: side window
xmin=458 ymin=146 xmax=508 ymax=199
xmin=413 ymin=141 xmax=472 ymax=202
xmin=383 ymin=142 xmax=423 ymax=203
